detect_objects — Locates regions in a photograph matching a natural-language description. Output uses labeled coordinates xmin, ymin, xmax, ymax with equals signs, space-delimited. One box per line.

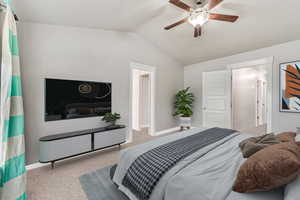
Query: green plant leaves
xmin=102 ymin=112 xmax=121 ymax=123
xmin=174 ymin=87 xmax=195 ymax=117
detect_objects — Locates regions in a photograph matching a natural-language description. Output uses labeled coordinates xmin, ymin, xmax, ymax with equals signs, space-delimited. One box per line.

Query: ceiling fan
xmin=164 ymin=0 xmax=239 ymax=38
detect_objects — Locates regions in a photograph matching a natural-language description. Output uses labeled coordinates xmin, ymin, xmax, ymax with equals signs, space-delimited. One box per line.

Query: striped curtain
xmin=0 ymin=1 xmax=26 ymax=200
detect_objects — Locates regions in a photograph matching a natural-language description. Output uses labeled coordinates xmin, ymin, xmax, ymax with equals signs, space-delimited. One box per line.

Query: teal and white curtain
xmin=0 ymin=1 xmax=26 ymax=200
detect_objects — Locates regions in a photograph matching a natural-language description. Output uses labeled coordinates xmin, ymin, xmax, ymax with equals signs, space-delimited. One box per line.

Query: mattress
xmin=113 ymin=127 xmax=284 ymax=200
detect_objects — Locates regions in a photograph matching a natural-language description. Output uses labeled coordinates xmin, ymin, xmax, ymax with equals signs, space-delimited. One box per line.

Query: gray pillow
xmin=226 ymin=188 xmax=283 ymax=200
xmin=284 ymin=134 xmax=300 ymax=200
xmin=284 ymin=176 xmax=300 ymax=200
xmin=239 ymin=134 xmax=281 ymax=158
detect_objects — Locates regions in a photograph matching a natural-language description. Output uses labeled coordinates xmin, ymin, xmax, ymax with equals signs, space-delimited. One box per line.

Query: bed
xmin=112 ymin=127 xmax=284 ymax=200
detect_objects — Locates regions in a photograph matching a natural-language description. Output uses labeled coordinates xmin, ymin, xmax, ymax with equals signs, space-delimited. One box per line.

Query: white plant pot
xmin=179 ymin=117 xmax=192 ymax=130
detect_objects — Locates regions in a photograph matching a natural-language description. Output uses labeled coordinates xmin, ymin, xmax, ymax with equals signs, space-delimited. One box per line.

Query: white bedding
xmin=113 ymin=127 xmax=284 ymax=200
xmin=283 ymin=133 xmax=300 ymax=200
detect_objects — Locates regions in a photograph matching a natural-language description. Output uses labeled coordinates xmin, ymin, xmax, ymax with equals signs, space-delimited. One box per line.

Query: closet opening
xmin=129 ymin=62 xmax=156 ymax=142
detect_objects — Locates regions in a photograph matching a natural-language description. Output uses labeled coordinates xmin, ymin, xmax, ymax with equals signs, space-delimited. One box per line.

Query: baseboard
xmin=26 ymin=162 xmax=50 ymax=171
xmin=154 ymin=127 xmax=181 ymax=136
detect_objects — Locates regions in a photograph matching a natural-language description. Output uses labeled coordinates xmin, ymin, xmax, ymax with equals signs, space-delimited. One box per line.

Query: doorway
xmin=231 ymin=66 xmax=268 ymax=135
xmin=229 ymin=57 xmax=273 ymax=135
xmin=129 ymin=62 xmax=156 ymax=142
xmin=202 ymin=57 xmax=273 ymax=135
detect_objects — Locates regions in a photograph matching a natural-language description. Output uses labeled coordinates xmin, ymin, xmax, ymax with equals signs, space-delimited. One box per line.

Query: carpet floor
xmin=79 ymin=165 xmax=129 ymax=200
xmin=27 ymin=129 xmax=172 ymax=200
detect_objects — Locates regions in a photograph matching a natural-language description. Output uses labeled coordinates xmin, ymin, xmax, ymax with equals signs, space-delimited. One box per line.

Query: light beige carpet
xmin=27 ymin=129 xmax=173 ymax=200
xmin=238 ymin=124 xmax=267 ymax=136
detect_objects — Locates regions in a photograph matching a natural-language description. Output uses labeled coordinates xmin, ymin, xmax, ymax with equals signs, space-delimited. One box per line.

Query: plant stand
xmin=179 ymin=117 xmax=192 ymax=131
xmin=180 ymin=126 xmax=191 ymax=131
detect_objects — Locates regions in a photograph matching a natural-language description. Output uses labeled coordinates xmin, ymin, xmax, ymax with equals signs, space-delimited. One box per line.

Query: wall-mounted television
xmin=45 ymin=78 xmax=112 ymax=121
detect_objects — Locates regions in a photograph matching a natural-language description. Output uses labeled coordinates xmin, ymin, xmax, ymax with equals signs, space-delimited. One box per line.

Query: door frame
xmin=227 ymin=57 xmax=274 ymax=133
xmin=255 ymin=80 xmax=268 ymax=126
xmin=129 ymin=62 xmax=156 ymax=142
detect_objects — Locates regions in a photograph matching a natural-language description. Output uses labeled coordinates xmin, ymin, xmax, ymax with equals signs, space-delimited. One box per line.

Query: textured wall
xmin=17 ymin=22 xmax=183 ymax=164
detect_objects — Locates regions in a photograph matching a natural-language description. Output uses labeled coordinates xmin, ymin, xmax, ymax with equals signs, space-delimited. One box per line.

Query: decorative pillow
xmin=239 ymin=134 xmax=281 ymax=158
xmin=233 ymin=142 xmax=300 ymax=193
xmin=276 ymin=132 xmax=297 ymax=142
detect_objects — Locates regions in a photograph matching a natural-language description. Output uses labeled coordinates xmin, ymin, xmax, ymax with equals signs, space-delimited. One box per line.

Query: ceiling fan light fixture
xmin=188 ymin=10 xmax=209 ymax=27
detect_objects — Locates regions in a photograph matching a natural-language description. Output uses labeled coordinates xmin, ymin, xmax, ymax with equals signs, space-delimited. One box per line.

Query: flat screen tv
xmin=45 ymin=78 xmax=112 ymax=121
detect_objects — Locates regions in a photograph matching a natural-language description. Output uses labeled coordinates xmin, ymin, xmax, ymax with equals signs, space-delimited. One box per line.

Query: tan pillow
xmin=233 ymin=142 xmax=300 ymax=193
xmin=276 ymin=132 xmax=297 ymax=142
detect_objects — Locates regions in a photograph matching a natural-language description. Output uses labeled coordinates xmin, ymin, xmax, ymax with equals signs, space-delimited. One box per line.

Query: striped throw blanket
xmin=122 ymin=127 xmax=236 ymax=200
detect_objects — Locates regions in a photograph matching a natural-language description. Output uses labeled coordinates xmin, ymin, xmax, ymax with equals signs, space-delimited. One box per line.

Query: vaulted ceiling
xmin=14 ymin=0 xmax=300 ymax=65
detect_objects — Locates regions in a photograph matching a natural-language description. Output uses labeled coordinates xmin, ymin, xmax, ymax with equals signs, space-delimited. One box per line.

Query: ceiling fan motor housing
xmin=195 ymin=0 xmax=206 ymax=5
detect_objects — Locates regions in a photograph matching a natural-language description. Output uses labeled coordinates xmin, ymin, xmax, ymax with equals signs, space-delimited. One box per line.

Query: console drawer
xmin=94 ymin=129 xmax=126 ymax=149
xmin=39 ymin=135 xmax=91 ymax=162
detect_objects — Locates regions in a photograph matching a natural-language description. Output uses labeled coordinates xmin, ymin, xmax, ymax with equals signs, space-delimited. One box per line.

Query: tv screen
xmin=45 ymin=78 xmax=112 ymax=121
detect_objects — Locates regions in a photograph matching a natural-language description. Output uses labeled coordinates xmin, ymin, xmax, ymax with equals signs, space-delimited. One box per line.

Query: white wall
xmin=18 ymin=22 xmax=183 ymax=164
xmin=184 ymin=40 xmax=300 ymax=133
xmin=232 ymin=68 xmax=258 ymax=130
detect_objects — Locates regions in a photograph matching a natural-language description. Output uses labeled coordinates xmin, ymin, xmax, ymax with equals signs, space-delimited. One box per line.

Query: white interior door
xmin=202 ymin=71 xmax=231 ymax=128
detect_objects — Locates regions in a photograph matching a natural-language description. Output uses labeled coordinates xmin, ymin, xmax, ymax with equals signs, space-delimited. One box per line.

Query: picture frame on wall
xmin=280 ymin=61 xmax=300 ymax=113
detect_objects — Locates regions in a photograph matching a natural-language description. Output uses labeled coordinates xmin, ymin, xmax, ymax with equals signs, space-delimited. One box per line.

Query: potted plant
xmin=173 ymin=87 xmax=195 ymax=130
xmin=102 ymin=112 xmax=121 ymax=127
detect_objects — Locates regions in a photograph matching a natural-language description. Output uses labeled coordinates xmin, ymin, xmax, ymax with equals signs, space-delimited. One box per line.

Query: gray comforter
xmin=113 ymin=127 xmax=284 ymax=200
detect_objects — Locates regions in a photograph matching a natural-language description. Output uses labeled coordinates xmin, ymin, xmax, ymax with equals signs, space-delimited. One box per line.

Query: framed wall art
xmin=280 ymin=61 xmax=300 ymax=112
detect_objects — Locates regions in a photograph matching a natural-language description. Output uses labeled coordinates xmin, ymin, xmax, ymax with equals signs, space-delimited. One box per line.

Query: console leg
xmin=51 ymin=162 xmax=55 ymax=169
xmin=118 ymin=144 xmax=121 ymax=150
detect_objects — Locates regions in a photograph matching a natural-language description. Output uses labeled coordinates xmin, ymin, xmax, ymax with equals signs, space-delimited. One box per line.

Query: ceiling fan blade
xmin=194 ymin=27 xmax=198 ymax=38
xmin=209 ymin=13 xmax=239 ymax=22
xmin=169 ymin=0 xmax=192 ymax=12
xmin=164 ymin=18 xmax=188 ymax=30
xmin=194 ymin=25 xmax=201 ymax=38
xmin=207 ymin=0 xmax=223 ymax=10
